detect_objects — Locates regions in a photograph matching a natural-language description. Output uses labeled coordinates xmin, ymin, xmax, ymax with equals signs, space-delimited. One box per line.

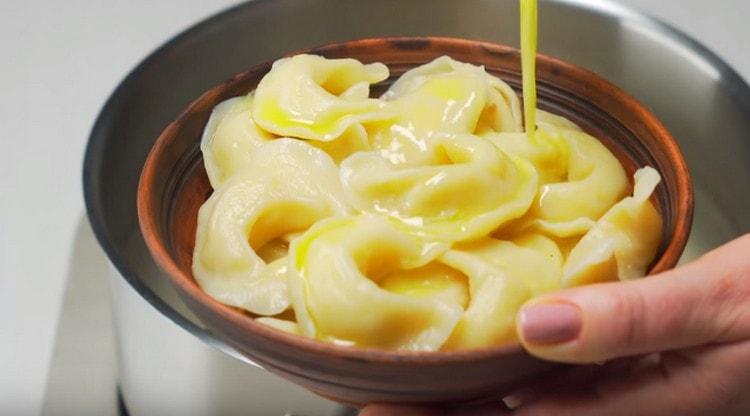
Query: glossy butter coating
xmin=193 ymin=55 xmax=663 ymax=351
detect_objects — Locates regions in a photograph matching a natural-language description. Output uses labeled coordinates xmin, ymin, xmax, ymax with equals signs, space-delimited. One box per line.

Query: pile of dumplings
xmin=193 ymin=55 xmax=663 ymax=351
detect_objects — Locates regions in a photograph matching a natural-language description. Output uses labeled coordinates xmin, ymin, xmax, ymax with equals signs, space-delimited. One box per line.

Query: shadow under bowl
xmin=137 ymin=37 xmax=693 ymax=406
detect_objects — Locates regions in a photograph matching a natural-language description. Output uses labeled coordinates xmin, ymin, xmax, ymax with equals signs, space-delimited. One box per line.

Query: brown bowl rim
xmin=137 ymin=36 xmax=694 ymax=365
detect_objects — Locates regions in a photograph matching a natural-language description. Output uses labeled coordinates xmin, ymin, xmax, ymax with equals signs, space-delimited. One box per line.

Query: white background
xmin=1 ymin=0 xmax=748 ymax=415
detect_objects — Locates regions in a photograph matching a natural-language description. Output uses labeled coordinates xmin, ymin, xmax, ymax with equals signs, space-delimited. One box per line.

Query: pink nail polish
xmin=519 ymin=303 xmax=581 ymax=345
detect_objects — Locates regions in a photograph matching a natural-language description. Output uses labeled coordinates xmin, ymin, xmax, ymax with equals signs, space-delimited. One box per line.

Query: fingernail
xmin=519 ymin=302 xmax=581 ymax=345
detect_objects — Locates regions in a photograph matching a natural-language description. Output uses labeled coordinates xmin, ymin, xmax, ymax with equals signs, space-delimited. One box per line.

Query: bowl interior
xmin=139 ymin=37 xmax=693 ymax=364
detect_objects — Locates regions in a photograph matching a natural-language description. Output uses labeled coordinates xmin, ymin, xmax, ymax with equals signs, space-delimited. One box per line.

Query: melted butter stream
xmin=521 ymin=0 xmax=538 ymax=140
xmin=191 ymin=0 xmax=664 ymax=351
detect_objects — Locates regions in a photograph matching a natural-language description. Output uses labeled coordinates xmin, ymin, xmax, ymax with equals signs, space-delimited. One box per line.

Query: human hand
xmin=361 ymin=234 xmax=750 ymax=416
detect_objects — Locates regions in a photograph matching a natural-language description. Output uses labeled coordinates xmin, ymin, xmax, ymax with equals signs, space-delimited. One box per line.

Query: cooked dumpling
xmin=192 ymin=139 xmax=350 ymax=315
xmin=380 ymin=56 xmax=488 ymax=134
xmin=288 ymin=215 xmax=464 ymax=351
xmin=483 ymin=110 xmax=582 ymax=184
xmin=488 ymin=126 xmax=629 ymax=238
xmin=256 ymin=317 xmax=301 ymax=335
xmin=532 ymin=129 xmax=629 ymax=224
xmin=563 ymin=167 xmax=663 ymax=286
xmin=440 ymin=234 xmax=563 ymax=349
xmin=474 ymin=73 xmax=524 ymax=134
xmin=536 ymin=109 xmax=584 ymax=132
xmin=381 ymin=56 xmax=523 ymax=136
xmin=200 ymin=94 xmax=276 ymax=188
xmin=252 ymin=54 xmax=392 ymax=142
xmin=485 ymin=129 xmax=568 ymax=185
xmin=309 ymin=123 xmax=372 ymax=163
xmin=341 ymin=133 xmax=538 ymax=242
xmin=370 ymin=57 xmax=522 ymax=164
xmin=201 ymin=93 xmax=370 ymax=187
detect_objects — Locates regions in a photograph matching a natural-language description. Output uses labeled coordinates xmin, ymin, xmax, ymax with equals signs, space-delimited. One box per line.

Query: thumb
xmin=516 ymin=234 xmax=750 ymax=364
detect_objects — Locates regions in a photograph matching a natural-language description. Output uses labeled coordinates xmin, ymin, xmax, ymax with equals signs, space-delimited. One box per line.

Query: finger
xmin=516 ymin=234 xmax=750 ymax=363
xmin=515 ymin=340 xmax=750 ymax=416
xmin=503 ymin=357 xmax=643 ymax=407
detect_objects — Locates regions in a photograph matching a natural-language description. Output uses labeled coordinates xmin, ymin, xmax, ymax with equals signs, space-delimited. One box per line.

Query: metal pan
xmin=83 ymin=0 xmax=750 ymax=414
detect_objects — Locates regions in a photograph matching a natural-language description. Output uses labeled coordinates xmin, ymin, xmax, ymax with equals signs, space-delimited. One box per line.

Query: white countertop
xmin=1 ymin=1 xmax=748 ymax=415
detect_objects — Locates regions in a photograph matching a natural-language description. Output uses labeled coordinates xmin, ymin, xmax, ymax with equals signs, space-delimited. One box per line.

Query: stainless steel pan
xmin=83 ymin=0 xmax=750 ymax=414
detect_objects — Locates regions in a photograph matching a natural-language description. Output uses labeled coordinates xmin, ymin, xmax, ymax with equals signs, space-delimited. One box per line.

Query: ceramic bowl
xmin=137 ymin=37 xmax=693 ymax=406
